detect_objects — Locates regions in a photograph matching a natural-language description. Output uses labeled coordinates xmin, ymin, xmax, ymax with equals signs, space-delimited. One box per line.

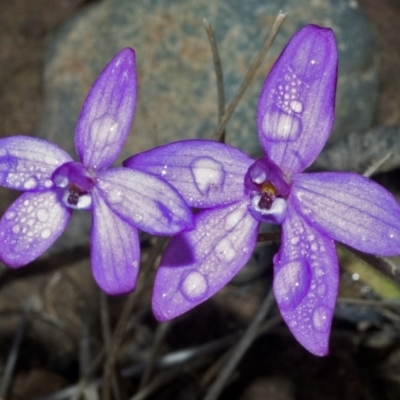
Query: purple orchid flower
xmin=0 ymin=48 xmax=193 ymax=295
xmin=124 ymin=25 xmax=400 ymax=356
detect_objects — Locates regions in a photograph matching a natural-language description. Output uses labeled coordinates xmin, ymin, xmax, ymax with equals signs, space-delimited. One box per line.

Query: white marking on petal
xmin=180 ymin=271 xmax=208 ymax=301
xmin=190 ymin=156 xmax=226 ymax=195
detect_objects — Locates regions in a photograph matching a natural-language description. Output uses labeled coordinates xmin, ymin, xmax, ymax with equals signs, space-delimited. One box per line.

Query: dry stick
xmin=212 ymin=11 xmax=287 ymax=142
xmin=138 ymin=321 xmax=172 ymax=389
xmin=363 ymin=151 xmax=392 ymax=178
xmin=203 ymin=18 xmax=226 ymax=141
xmin=337 ymin=297 xmax=400 ymax=308
xmin=0 ymin=307 xmax=30 ymax=398
xmin=100 ymin=292 xmax=121 ymax=400
xmin=70 ymin=349 xmax=106 ymax=400
xmin=203 ymin=289 xmax=275 ymax=400
xmin=341 ymin=243 xmax=400 ymax=287
xmin=201 ymin=314 xmax=281 ymax=387
xmin=130 ymin=358 xmax=209 ymax=400
xmin=102 ymin=237 xmax=168 ymax=400
xmin=38 ymin=315 xmax=281 ymax=400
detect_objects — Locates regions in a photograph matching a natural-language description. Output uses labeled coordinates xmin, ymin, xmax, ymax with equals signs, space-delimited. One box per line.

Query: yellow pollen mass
xmin=261 ymin=181 xmax=277 ymax=197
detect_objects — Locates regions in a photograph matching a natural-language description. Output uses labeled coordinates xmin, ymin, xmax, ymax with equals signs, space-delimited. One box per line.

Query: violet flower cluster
xmin=125 ymin=25 xmax=400 ymax=356
xmin=0 ymin=48 xmax=193 ymax=295
xmin=1 ymin=25 xmax=400 ymax=357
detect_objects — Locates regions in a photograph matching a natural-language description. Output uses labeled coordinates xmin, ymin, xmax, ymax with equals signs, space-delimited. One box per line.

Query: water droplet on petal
xmin=224 ymin=208 xmax=246 ymax=230
xmin=274 ymin=259 xmax=311 ymax=311
xmin=290 ymin=100 xmax=303 ymax=113
xmin=190 ymin=157 xmax=225 ymax=195
xmin=317 ymin=283 xmax=326 ymax=296
xmin=12 ymin=224 xmax=20 ymax=234
xmin=262 ymin=109 xmax=302 ymax=141
xmin=36 ymin=208 xmax=49 ymax=222
xmin=312 ymin=305 xmax=332 ymax=333
xmin=23 ymin=177 xmax=38 ymax=190
xmin=5 ymin=211 xmax=16 ymax=220
xmin=180 ymin=271 xmax=208 ymax=301
xmin=41 ymin=228 xmax=51 ymax=239
xmin=44 ymin=179 xmax=53 ymax=188
xmin=215 ymin=238 xmax=236 ymax=262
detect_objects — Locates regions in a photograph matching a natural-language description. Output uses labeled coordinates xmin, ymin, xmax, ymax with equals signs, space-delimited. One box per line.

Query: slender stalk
xmin=212 ymin=12 xmax=287 ymax=141
xmin=203 ymin=18 xmax=226 ymax=142
xmin=139 ymin=321 xmax=172 ymax=389
xmin=102 ymin=237 xmax=168 ymax=400
xmin=203 ymin=289 xmax=275 ymax=400
xmin=363 ymin=151 xmax=392 ymax=178
xmin=0 ymin=307 xmax=30 ymax=398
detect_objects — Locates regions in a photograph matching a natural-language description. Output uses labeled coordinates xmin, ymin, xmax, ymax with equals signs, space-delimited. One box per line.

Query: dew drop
xmin=290 ymin=100 xmax=303 ymax=113
xmin=224 ymin=208 xmax=245 ymax=230
xmin=215 ymin=238 xmax=236 ymax=262
xmin=44 ymin=179 xmax=53 ymax=188
xmin=312 ymin=305 xmax=332 ymax=333
xmin=36 ymin=208 xmax=49 ymax=223
xmin=108 ymin=190 xmax=123 ymax=205
xmin=12 ymin=224 xmax=20 ymax=234
xmin=190 ymin=157 xmax=225 ymax=195
xmin=262 ymin=109 xmax=302 ymax=141
xmin=180 ymin=271 xmax=208 ymax=301
xmin=23 ymin=177 xmax=38 ymax=190
xmin=274 ymin=259 xmax=311 ymax=311
xmin=5 ymin=211 xmax=16 ymax=220
xmin=41 ymin=228 xmax=51 ymax=239
xmin=317 ymin=283 xmax=326 ymax=296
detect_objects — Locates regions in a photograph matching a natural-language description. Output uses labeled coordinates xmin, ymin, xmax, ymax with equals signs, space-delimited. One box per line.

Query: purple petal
xmin=152 ymin=200 xmax=259 ymax=320
xmin=124 ymin=140 xmax=252 ymax=208
xmin=292 ymin=172 xmax=400 ymax=256
xmin=257 ymin=25 xmax=337 ymax=175
xmin=96 ymin=168 xmax=194 ymax=235
xmin=0 ymin=191 xmax=71 ymax=267
xmin=0 ymin=136 xmax=72 ymax=191
xmin=75 ymin=48 xmax=137 ymax=170
xmin=90 ymin=189 xmax=139 ymax=295
xmin=274 ymin=202 xmax=338 ymax=356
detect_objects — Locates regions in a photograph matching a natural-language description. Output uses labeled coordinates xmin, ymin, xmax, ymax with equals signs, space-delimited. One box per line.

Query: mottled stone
xmin=37 ymin=0 xmax=378 ymax=249
xmin=38 ymin=0 xmax=377 ymax=156
xmin=315 ymin=125 xmax=400 ymax=173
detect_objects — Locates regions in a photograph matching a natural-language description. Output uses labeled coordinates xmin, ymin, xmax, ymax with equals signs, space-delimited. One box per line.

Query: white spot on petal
xmin=41 ymin=228 xmax=52 ymax=239
xmin=36 ymin=208 xmax=49 ymax=222
xmin=312 ymin=305 xmax=332 ymax=333
xmin=290 ymin=100 xmax=303 ymax=113
xmin=180 ymin=271 xmax=208 ymax=301
xmin=262 ymin=110 xmax=302 ymax=141
xmin=190 ymin=157 xmax=225 ymax=195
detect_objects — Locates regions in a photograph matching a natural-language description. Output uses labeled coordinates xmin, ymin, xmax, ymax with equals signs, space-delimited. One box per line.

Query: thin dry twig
xmin=139 ymin=321 xmax=172 ymax=389
xmin=70 ymin=349 xmax=105 ymax=400
xmin=341 ymin=244 xmax=400 ymax=287
xmin=0 ymin=306 xmax=30 ymax=398
xmin=363 ymin=151 xmax=392 ymax=178
xmin=38 ymin=314 xmax=281 ymax=400
xmin=102 ymin=237 xmax=168 ymax=400
xmin=212 ymin=11 xmax=287 ymax=142
xmin=130 ymin=358 xmax=209 ymax=400
xmin=203 ymin=289 xmax=275 ymax=400
xmin=338 ymin=297 xmax=400 ymax=308
xmin=203 ymin=18 xmax=226 ymax=142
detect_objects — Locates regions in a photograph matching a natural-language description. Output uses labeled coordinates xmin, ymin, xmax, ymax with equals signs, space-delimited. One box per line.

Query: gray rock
xmin=37 ymin=0 xmax=378 ymax=250
xmin=315 ymin=125 xmax=400 ymax=173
